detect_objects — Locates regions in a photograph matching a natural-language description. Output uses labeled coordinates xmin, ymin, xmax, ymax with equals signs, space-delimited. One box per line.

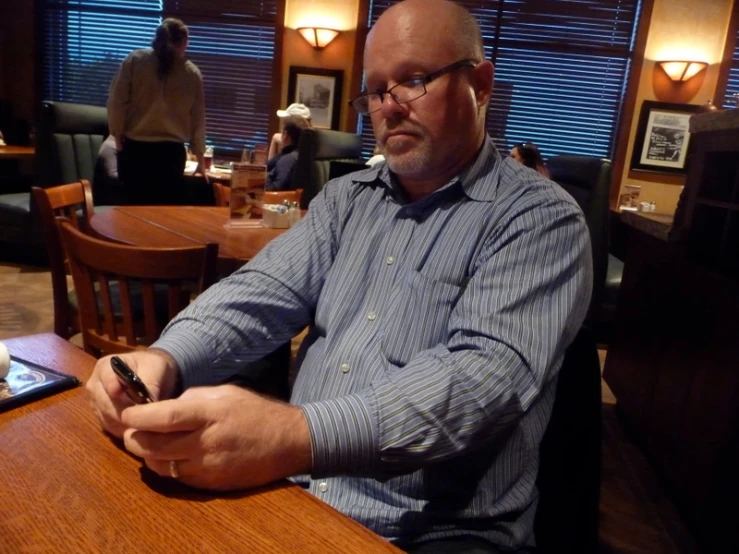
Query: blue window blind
xmin=722 ymin=24 xmax=739 ymax=108
xmin=41 ymin=0 xmax=279 ymax=151
xmin=359 ymin=0 xmax=642 ymax=161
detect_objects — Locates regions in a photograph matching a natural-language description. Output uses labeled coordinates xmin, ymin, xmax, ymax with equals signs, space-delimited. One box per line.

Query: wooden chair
xmin=212 ymin=181 xmax=231 ymax=207
xmin=58 ymin=219 xmax=218 ymax=356
xmin=31 ymin=180 xmax=95 ymax=339
xmin=264 ymin=189 xmax=303 ymax=205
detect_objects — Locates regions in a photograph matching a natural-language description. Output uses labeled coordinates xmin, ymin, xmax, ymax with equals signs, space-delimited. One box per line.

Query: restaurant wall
xmin=282 ymin=0 xmax=360 ymax=132
xmin=616 ymin=0 xmax=735 ymax=215
xmin=0 ymin=1 xmax=35 ymax=123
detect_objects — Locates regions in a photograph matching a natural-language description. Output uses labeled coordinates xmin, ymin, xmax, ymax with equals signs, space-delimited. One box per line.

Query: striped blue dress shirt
xmin=153 ymin=137 xmax=592 ymax=548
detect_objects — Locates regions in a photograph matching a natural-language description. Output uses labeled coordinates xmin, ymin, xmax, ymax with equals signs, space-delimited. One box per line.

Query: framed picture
xmin=287 ymin=66 xmax=344 ymax=130
xmin=630 ymin=100 xmax=701 ymax=175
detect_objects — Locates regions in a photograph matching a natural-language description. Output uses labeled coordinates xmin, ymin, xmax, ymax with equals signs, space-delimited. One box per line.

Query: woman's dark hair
xmin=512 ymin=142 xmax=551 ymax=178
xmin=151 ymin=18 xmax=189 ymax=79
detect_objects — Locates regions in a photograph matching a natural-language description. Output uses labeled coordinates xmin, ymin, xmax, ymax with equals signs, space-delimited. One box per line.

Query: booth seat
xmin=0 ymin=101 xmax=110 ymax=262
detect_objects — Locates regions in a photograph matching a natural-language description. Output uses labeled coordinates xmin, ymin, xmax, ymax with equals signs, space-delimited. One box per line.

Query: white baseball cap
xmin=276 ymin=103 xmax=311 ymax=119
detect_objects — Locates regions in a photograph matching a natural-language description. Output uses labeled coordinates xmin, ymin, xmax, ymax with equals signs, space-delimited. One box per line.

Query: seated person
xmin=268 ymin=103 xmax=312 ymax=160
xmin=85 ymin=1 xmax=592 ymax=552
xmin=93 ymin=135 xmax=125 ymax=205
xmin=265 ymin=116 xmax=309 ymax=191
xmin=509 ymin=141 xmax=551 ymax=178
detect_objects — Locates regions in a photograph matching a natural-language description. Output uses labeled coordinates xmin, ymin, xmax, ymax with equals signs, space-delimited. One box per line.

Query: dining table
xmin=0 ymin=144 xmax=35 ymax=158
xmin=0 ymin=333 xmax=401 ymax=553
xmin=90 ymin=206 xmax=290 ymax=274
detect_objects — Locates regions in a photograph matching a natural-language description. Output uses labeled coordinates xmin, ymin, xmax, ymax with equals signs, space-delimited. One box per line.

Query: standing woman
xmin=107 ymin=18 xmax=206 ymax=205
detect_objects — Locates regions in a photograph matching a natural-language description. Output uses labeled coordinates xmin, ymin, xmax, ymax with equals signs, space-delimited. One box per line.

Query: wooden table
xmin=91 ymin=206 xmax=289 ymax=273
xmin=0 ymin=333 xmax=400 ymax=553
xmin=0 ymin=144 xmax=34 ymax=158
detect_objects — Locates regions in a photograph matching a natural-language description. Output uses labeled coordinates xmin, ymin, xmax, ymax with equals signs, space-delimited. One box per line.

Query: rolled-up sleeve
xmin=190 ymin=69 xmax=206 ymax=156
xmin=107 ymin=54 xmax=134 ymax=137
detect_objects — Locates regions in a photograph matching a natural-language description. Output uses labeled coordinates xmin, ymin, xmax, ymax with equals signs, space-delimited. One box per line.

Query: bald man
xmin=85 ymin=1 xmax=592 ymax=552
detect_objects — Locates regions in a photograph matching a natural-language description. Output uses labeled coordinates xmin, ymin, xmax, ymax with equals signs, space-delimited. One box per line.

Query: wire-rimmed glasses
xmin=349 ymin=59 xmax=478 ymax=115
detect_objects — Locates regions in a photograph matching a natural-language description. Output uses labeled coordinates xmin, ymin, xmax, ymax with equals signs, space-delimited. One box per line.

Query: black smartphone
xmin=110 ymin=356 xmax=155 ymax=404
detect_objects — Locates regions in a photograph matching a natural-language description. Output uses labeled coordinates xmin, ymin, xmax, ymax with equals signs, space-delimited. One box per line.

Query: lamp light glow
xmin=657 ymin=60 xmax=708 ymax=82
xmin=297 ymin=27 xmax=340 ymax=49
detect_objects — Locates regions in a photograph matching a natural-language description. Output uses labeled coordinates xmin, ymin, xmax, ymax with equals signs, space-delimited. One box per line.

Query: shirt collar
xmin=349 ymin=136 xmax=502 ymax=203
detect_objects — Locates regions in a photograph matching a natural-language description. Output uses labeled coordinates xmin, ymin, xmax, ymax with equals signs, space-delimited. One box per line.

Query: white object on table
xmin=0 ymin=342 xmax=9 ymax=379
xmin=184 ymin=160 xmax=198 ymax=175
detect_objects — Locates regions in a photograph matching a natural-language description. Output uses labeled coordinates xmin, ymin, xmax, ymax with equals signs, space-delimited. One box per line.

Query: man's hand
xmin=85 ymin=349 xmax=179 ymax=438
xmin=121 ymin=385 xmax=312 ymax=490
xmin=114 ymin=134 xmax=124 ymax=151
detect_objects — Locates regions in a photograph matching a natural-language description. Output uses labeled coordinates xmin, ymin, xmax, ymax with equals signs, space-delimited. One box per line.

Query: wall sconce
xmin=297 ymin=27 xmax=340 ymax=49
xmin=657 ymin=60 xmax=708 ymax=82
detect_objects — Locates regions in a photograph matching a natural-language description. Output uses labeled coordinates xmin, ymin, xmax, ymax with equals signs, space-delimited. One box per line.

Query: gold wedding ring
xmin=169 ymin=460 xmax=180 ymax=479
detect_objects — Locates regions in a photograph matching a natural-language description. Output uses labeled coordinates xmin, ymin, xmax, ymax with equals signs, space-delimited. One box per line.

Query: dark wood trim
xmin=713 ymin=1 xmax=739 ymax=107
xmin=347 ymin=0 xmax=370 ymax=133
xmin=268 ymin=0 xmax=287 ymax=144
xmin=609 ymin=0 xmax=655 ymax=210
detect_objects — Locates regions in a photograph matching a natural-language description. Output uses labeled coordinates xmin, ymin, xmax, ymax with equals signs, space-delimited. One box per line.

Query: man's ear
xmin=472 ymin=60 xmax=494 ymax=108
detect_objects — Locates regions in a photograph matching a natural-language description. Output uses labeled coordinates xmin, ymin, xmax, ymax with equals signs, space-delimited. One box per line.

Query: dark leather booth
xmin=291 ymin=128 xmax=364 ymax=208
xmin=547 ymin=155 xmax=622 ymax=342
xmin=0 ymin=101 xmax=109 ymax=261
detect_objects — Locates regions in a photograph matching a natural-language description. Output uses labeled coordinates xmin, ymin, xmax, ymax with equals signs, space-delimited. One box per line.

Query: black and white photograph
xmin=631 ymin=101 xmax=701 ymax=174
xmin=287 ymin=66 xmax=343 ymax=130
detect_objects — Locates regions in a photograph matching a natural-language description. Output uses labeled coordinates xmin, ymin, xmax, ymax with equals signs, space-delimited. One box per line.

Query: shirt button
xmin=367 ymin=311 xmax=377 ymax=321
xmin=386 ymin=256 xmax=394 ymax=265
xmin=340 ymin=363 xmax=350 ymax=373
xmin=318 ymin=482 xmax=328 ymax=493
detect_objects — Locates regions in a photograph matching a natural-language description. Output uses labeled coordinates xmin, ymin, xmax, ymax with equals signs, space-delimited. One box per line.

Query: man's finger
xmin=121 ymin=398 xmax=211 ymax=433
xmin=124 ymin=427 xmax=202 ymax=461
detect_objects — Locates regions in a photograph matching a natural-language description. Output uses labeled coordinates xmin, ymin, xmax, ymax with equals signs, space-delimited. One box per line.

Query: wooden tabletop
xmin=90 ymin=206 xmax=289 ymax=273
xmin=0 ymin=334 xmax=400 ymax=553
xmin=0 ymin=144 xmax=34 ymax=158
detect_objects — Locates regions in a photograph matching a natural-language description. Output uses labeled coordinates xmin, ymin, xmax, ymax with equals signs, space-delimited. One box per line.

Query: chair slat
xmin=58 ymin=219 xmax=219 ymax=357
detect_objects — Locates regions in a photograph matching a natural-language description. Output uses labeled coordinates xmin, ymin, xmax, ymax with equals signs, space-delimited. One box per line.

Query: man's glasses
xmin=349 ymin=59 xmax=478 ymax=115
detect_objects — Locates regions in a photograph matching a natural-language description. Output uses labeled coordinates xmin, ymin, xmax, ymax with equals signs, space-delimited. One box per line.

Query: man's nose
xmin=379 ymin=92 xmax=408 ymax=119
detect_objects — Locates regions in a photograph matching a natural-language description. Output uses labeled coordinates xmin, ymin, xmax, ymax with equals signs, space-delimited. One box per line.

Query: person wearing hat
xmin=267 ymin=103 xmax=312 ymax=160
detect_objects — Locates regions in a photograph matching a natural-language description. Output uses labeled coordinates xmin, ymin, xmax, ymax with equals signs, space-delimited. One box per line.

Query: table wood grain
xmin=0 ymin=334 xmax=400 ymax=553
xmin=0 ymin=144 xmax=34 ymax=158
xmin=90 ymin=206 xmax=289 ymax=274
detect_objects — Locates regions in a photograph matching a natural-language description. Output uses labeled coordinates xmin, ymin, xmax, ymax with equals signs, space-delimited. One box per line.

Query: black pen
xmin=110 ymin=356 xmax=155 ymax=404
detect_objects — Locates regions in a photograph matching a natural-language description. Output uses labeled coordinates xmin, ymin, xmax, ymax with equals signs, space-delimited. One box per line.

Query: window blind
xmin=358 ymin=0 xmax=642 ymax=160
xmin=41 ymin=0 xmax=279 ymax=152
xmin=722 ymin=25 xmax=739 ymax=108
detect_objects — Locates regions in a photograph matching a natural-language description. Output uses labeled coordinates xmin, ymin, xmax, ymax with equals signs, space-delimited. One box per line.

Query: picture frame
xmin=287 ymin=66 xmax=344 ymax=130
xmin=630 ymin=100 xmax=701 ymax=175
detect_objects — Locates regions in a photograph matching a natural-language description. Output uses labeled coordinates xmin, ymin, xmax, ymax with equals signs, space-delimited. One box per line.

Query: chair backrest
xmin=35 ymin=100 xmax=109 ymax=189
xmin=291 ymin=128 xmax=364 ymax=208
xmin=58 ymin=219 xmax=219 ymax=356
xmin=212 ymin=182 xmax=231 ymax=207
xmin=264 ymin=189 xmax=303 ymax=205
xmin=547 ymin=155 xmax=611 ymax=318
xmin=31 ymin=180 xmax=95 ymax=338
xmin=534 ymin=327 xmax=602 ymax=552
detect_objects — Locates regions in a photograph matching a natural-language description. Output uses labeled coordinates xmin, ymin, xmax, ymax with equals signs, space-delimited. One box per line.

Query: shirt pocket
xmin=380 ymin=270 xmax=464 ymax=366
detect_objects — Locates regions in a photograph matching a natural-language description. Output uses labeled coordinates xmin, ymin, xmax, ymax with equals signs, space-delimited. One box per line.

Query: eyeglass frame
xmin=349 ymin=59 xmax=479 ymax=114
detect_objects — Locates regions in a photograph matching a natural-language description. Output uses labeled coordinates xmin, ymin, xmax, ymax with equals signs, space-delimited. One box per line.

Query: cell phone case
xmin=0 ymin=356 xmax=80 ymax=412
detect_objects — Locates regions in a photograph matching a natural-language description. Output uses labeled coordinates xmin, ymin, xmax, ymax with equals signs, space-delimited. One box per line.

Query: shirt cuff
xmin=300 ymin=393 xmax=378 ymax=477
xmin=151 ymin=328 xmax=213 ymax=390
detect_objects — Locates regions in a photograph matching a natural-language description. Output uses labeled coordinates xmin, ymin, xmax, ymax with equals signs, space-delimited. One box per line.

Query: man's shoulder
xmin=497 ymin=157 xmax=582 ymax=216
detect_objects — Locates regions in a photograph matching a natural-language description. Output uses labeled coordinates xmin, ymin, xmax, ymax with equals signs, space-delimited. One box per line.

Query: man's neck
xmin=397 ymin=136 xmax=486 ymax=202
